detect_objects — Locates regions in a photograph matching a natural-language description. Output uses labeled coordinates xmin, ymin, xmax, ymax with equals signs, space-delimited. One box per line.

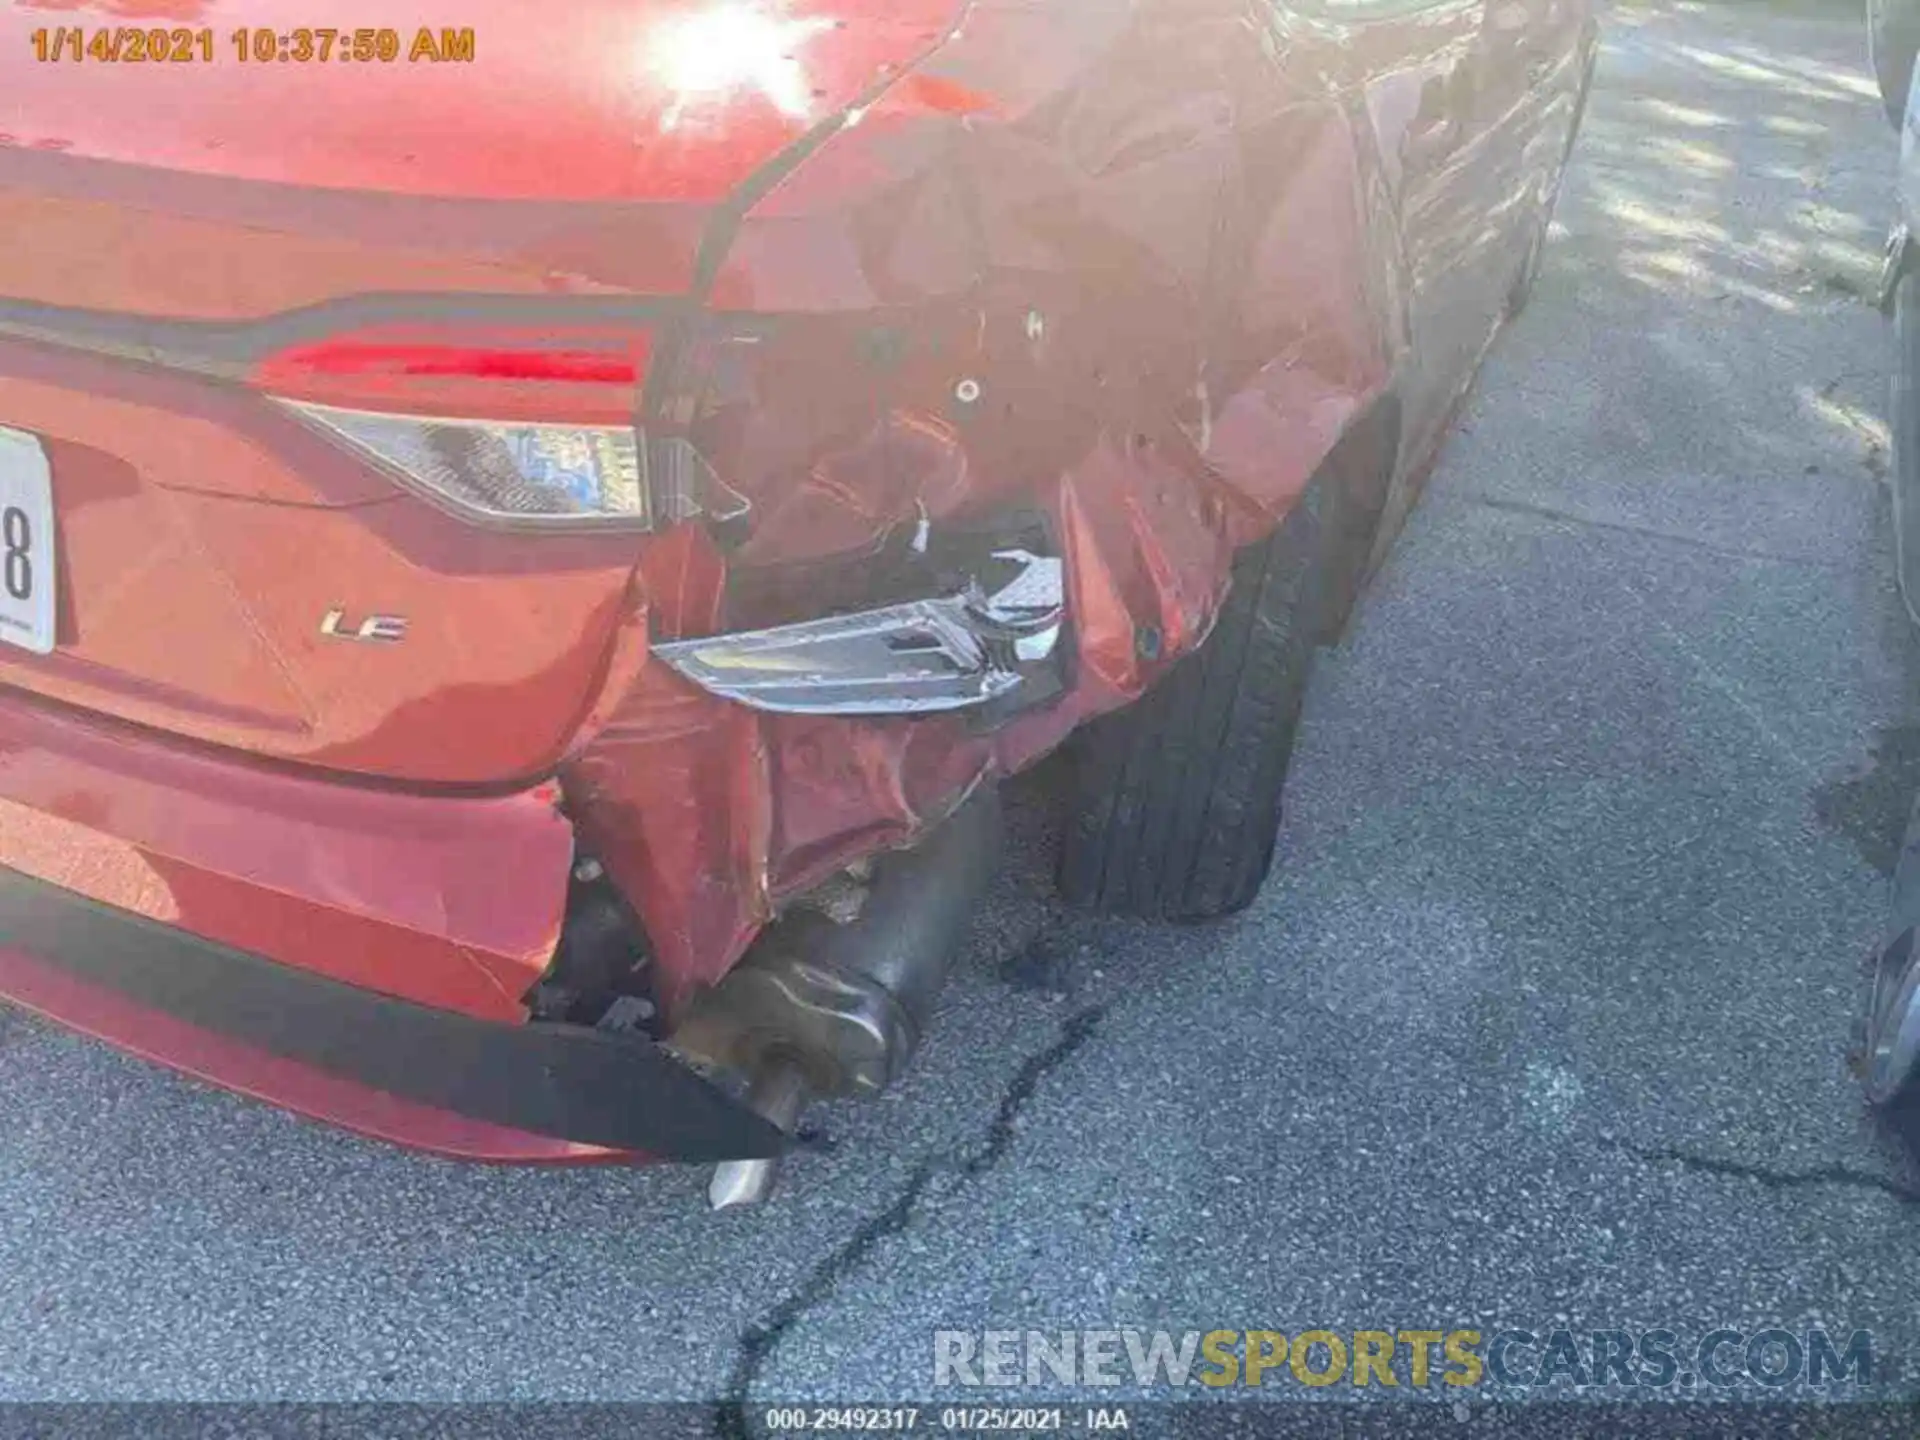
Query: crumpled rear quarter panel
xmin=562 ymin=0 xmax=1404 ymax=1017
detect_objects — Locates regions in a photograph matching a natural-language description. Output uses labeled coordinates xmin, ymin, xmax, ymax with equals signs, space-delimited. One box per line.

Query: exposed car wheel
xmin=1871 ymin=0 xmax=1920 ymax=130
xmin=1864 ymin=928 xmax=1920 ymax=1106
xmin=1892 ymin=268 xmax=1920 ymax=627
xmin=1864 ymin=795 xmax=1920 ymax=1105
xmin=1056 ymin=468 xmax=1349 ymax=921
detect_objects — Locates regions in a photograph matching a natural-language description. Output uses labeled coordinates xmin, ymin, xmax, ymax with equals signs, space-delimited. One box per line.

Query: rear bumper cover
xmin=0 ymin=866 xmax=782 ymax=1161
xmin=0 ymin=688 xmax=781 ymax=1162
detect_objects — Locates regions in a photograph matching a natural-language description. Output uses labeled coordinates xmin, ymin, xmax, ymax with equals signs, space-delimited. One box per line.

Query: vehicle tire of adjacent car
xmin=1870 ymin=0 xmax=1920 ymax=130
xmin=1863 ymin=794 xmax=1920 ymax=1108
xmin=1056 ymin=466 xmax=1352 ymax=921
xmin=1892 ymin=268 xmax=1920 ymax=627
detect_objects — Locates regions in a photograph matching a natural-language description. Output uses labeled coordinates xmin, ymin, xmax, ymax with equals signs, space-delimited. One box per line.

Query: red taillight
xmin=253 ymin=326 xmax=655 ymax=526
xmin=285 ymin=343 xmax=638 ymax=385
xmin=251 ymin=327 xmax=651 ymax=425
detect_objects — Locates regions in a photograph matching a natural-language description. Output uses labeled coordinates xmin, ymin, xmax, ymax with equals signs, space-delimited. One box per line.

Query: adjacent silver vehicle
xmin=1865 ymin=0 xmax=1920 ymax=1103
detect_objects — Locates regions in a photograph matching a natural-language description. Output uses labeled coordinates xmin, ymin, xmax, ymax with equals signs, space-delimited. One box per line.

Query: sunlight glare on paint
xmin=651 ymin=3 xmax=836 ymax=124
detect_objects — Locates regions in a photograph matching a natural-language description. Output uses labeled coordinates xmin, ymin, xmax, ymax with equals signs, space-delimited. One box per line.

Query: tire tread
xmin=1058 ymin=478 xmax=1338 ymax=919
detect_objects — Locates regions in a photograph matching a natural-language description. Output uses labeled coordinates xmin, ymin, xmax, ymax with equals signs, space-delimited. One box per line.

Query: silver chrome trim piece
xmin=654 ymin=549 xmax=1065 ymax=715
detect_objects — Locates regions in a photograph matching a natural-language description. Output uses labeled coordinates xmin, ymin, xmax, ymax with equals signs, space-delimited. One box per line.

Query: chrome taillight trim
xmin=653 ymin=549 xmax=1066 ymax=716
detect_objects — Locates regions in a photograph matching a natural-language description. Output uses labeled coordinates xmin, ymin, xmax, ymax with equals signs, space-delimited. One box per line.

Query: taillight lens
xmin=283 ymin=404 xmax=647 ymax=524
xmin=254 ymin=327 xmax=655 ymax=527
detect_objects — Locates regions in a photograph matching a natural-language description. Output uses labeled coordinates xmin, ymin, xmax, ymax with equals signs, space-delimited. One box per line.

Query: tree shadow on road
xmin=1496 ymin=2 xmax=1889 ymax=478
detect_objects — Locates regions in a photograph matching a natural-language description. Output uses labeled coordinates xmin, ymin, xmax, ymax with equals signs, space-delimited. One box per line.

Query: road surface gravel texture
xmin=0 ymin=0 xmax=1916 ymax=1431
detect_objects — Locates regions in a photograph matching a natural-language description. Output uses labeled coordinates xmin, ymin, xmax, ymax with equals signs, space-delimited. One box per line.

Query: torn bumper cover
xmin=0 ymin=690 xmax=779 ymax=1162
xmin=0 ymin=869 xmax=782 ymax=1162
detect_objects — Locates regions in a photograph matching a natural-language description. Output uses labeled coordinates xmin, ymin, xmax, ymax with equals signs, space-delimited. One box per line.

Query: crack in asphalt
xmin=714 ymin=1005 xmax=1109 ymax=1437
xmin=1454 ymin=491 xmax=1861 ymax=569
xmin=1626 ymin=1145 xmax=1920 ymax=1206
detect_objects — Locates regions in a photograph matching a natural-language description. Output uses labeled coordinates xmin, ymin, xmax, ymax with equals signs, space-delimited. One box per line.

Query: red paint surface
xmin=1 ymin=0 xmax=960 ymax=203
xmin=0 ymin=688 xmax=573 ymax=1020
xmin=0 ymin=947 xmax=629 ymax=1161
xmin=0 ymin=0 xmax=1594 ymax=1148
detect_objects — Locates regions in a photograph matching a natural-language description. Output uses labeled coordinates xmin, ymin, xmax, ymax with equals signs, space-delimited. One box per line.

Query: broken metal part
xmin=796 ymin=869 xmax=872 ymax=926
xmin=670 ymin=789 xmax=1001 ymax=1099
xmin=522 ymin=855 xmax=661 ymax=1037
xmin=596 ymin=993 xmax=657 ymax=1034
xmin=653 ymin=550 xmax=1064 ymax=716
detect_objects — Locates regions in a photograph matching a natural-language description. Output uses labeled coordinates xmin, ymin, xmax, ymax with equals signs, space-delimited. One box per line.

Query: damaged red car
xmin=0 ymin=0 xmax=1594 ymax=1200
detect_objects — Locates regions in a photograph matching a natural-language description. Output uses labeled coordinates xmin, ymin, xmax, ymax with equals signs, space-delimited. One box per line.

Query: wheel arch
xmin=1315 ymin=387 xmax=1405 ymax=641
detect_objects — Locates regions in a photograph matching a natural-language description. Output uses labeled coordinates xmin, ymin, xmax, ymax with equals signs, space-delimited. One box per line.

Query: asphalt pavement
xmin=1 ymin=0 xmax=1917 ymax=1421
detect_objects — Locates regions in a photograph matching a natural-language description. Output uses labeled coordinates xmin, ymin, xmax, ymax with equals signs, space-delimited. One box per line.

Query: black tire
xmin=1314 ymin=398 xmax=1400 ymax=644
xmin=1871 ymin=0 xmax=1920 ymax=129
xmin=1056 ymin=470 xmax=1346 ymax=920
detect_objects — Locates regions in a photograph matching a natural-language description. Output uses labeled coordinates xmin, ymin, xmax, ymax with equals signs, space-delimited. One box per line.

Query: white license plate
xmin=0 ymin=426 xmax=56 ymax=655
